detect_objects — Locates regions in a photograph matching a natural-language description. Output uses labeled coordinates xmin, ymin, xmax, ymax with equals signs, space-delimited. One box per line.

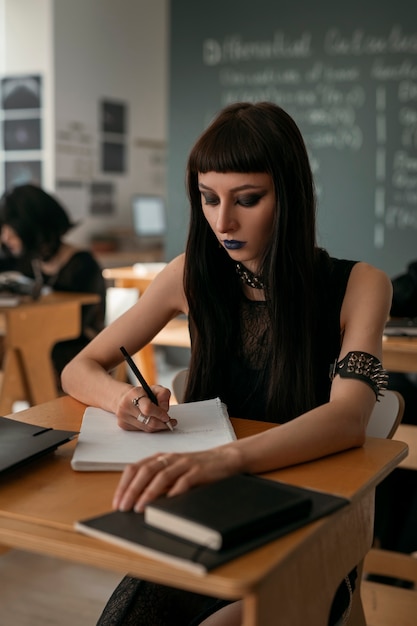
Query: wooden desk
xmin=0 ymin=292 xmax=99 ymax=414
xmin=102 ymin=263 xmax=166 ymax=293
xmin=95 ymin=248 xmax=164 ymax=269
xmin=383 ymin=335 xmax=417 ymax=373
xmin=0 ymin=396 xmax=407 ymax=626
xmin=103 ymin=265 xmax=191 ymax=384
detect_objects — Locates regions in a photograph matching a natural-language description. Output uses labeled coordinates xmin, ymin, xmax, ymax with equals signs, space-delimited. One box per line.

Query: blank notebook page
xmin=71 ymin=398 xmax=236 ymax=471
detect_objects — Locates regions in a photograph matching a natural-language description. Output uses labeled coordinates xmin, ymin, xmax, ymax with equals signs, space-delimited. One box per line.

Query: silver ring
xmin=137 ymin=412 xmax=151 ymax=425
xmin=132 ymin=395 xmax=146 ymax=408
xmin=156 ymin=455 xmax=169 ymax=467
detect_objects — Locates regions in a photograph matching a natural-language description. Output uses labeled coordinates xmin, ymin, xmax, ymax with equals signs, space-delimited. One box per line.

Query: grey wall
xmin=53 ymin=0 xmax=168 ymax=246
xmin=167 ymin=0 xmax=417 ymax=277
xmin=0 ymin=0 xmax=169 ymax=248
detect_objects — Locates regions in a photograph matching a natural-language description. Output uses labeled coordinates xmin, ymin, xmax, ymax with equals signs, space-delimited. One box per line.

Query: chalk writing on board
xmin=200 ymin=24 xmax=417 ymax=252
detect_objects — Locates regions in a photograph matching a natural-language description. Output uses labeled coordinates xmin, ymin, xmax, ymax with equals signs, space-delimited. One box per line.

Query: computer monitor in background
xmin=131 ymin=194 xmax=166 ymax=247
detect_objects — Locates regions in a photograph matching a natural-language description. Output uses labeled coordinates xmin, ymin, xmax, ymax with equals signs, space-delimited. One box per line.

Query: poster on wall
xmin=101 ymin=141 xmax=126 ymax=173
xmin=5 ymin=160 xmax=42 ymax=190
xmin=56 ymin=121 xmax=94 ymax=181
xmin=100 ymin=99 xmax=127 ymax=173
xmin=1 ymin=75 xmax=43 ymax=191
xmin=89 ymin=182 xmax=115 ymax=215
xmin=1 ymin=75 xmax=42 ymax=110
xmin=56 ymin=180 xmax=89 ymax=222
xmin=3 ymin=118 xmax=42 ymax=151
xmin=101 ymin=100 xmax=127 ymax=134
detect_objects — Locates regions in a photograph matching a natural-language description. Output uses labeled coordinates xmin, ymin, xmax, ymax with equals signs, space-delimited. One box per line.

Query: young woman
xmin=61 ymin=102 xmax=392 ymax=625
xmin=0 ymin=184 xmax=106 ymax=375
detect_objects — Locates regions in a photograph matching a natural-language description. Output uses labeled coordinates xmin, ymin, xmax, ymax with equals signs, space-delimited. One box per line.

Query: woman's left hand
xmin=112 ymin=445 xmax=242 ymax=512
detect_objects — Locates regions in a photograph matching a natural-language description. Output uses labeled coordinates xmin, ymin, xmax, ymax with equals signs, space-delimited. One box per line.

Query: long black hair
xmin=184 ymin=101 xmax=323 ymax=421
xmin=0 ymin=184 xmax=75 ymax=261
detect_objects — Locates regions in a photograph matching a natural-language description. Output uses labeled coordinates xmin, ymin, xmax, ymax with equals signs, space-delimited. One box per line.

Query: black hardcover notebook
xmin=144 ymin=474 xmax=312 ymax=549
xmin=0 ymin=416 xmax=78 ymax=474
xmin=76 ymin=476 xmax=349 ymax=575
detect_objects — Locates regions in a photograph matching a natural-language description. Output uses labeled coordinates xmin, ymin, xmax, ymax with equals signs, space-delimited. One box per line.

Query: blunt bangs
xmin=188 ymin=118 xmax=273 ymax=175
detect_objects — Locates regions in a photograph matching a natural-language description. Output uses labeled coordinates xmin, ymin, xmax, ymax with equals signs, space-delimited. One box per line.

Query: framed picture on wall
xmin=3 ymin=118 xmax=42 ymax=151
xmin=101 ymin=141 xmax=126 ymax=173
xmin=5 ymin=160 xmax=42 ymax=190
xmin=90 ymin=181 xmax=115 ymax=215
xmin=100 ymin=100 xmax=127 ymax=134
xmin=1 ymin=75 xmax=42 ymax=110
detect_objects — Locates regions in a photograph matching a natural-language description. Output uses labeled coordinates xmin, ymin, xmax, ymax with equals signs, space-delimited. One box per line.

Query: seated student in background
xmin=61 ymin=102 xmax=392 ymax=626
xmin=0 ymin=183 xmax=106 ymax=376
xmin=374 ymin=260 xmax=417 ymax=556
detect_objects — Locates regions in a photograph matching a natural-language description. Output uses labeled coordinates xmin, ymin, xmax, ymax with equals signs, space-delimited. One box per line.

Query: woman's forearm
xmin=230 ymin=399 xmax=368 ymax=475
xmin=61 ymin=356 xmax=132 ymax=414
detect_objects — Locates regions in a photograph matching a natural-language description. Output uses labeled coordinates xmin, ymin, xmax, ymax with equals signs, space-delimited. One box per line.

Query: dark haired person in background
xmin=0 ymin=183 xmax=106 ymax=378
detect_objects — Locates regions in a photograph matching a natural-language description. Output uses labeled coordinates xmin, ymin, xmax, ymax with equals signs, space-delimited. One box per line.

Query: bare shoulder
xmin=342 ymin=262 xmax=392 ymax=328
xmin=147 ymin=253 xmax=187 ymax=312
xmin=155 ymin=253 xmax=185 ymax=284
xmin=349 ymin=262 xmax=392 ymax=295
xmin=166 ymin=253 xmax=185 ymax=274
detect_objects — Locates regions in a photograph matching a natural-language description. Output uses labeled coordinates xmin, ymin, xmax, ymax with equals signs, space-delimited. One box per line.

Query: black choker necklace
xmin=235 ymin=262 xmax=265 ymax=290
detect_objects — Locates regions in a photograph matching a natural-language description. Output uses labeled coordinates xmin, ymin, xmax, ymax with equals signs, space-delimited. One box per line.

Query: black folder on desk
xmin=0 ymin=416 xmax=78 ymax=474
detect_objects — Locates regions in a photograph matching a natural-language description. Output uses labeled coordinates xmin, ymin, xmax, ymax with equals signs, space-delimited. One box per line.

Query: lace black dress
xmin=97 ymin=256 xmax=357 ymax=626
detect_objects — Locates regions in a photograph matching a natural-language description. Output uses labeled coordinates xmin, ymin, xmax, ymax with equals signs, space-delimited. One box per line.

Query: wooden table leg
xmin=0 ymin=349 xmax=31 ymax=414
xmin=2 ymin=302 xmax=80 ymax=407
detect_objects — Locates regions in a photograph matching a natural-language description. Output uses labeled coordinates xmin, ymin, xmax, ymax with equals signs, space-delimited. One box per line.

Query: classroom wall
xmin=0 ymin=0 xmax=169 ymax=248
xmin=2 ymin=1 xmax=416 ymax=275
xmin=0 ymin=0 xmax=55 ymax=189
xmin=53 ymin=0 xmax=168 ymax=246
xmin=167 ymin=0 xmax=417 ymax=277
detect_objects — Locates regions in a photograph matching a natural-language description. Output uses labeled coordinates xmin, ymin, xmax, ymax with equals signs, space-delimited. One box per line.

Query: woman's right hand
xmin=115 ymin=384 xmax=176 ymax=432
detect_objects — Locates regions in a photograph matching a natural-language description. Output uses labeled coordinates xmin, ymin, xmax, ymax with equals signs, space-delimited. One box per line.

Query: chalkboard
xmin=167 ymin=0 xmax=417 ymax=277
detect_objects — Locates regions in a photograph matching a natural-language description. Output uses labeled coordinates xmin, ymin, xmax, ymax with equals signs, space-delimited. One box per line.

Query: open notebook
xmin=71 ymin=398 xmax=236 ymax=471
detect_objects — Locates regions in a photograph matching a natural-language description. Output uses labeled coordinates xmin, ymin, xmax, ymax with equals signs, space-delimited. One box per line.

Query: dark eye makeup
xmin=201 ymin=192 xmax=265 ymax=208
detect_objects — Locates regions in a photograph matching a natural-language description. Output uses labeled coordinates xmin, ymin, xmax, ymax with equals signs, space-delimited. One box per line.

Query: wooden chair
xmin=172 ymin=368 xmax=189 ymax=403
xmin=361 ymin=549 xmax=417 ymax=626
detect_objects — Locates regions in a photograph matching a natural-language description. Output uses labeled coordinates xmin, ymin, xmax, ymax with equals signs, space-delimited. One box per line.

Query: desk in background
xmin=0 ymin=292 xmax=99 ymax=414
xmin=383 ymin=335 xmax=417 ymax=373
xmin=95 ymin=247 xmax=164 ymax=269
xmin=0 ymin=395 xmax=407 ymax=626
xmin=103 ymin=265 xmax=190 ymax=386
xmin=102 ymin=263 xmax=166 ymax=293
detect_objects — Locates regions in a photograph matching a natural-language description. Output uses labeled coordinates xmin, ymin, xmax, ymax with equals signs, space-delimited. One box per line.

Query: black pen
xmin=120 ymin=346 xmax=174 ymax=431
xmin=120 ymin=346 xmax=174 ymax=432
xmin=120 ymin=346 xmax=158 ymax=404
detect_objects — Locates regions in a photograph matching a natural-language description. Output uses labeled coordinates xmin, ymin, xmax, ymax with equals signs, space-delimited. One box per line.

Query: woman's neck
xmin=241 ymin=284 xmax=266 ymax=302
